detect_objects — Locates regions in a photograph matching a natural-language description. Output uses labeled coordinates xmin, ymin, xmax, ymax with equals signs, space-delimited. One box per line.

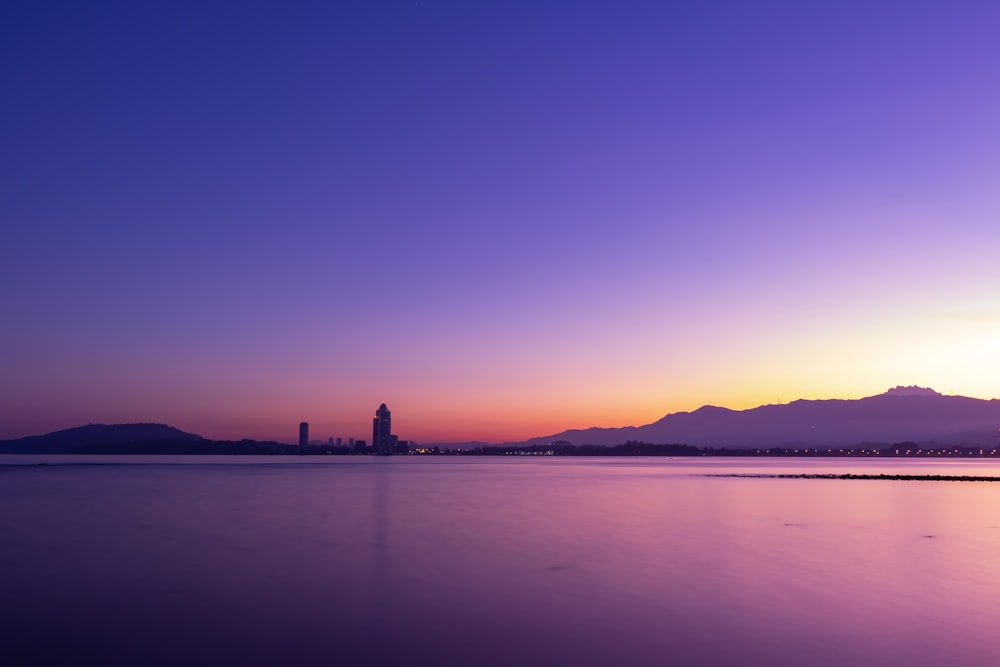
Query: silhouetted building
xmin=299 ymin=422 xmax=308 ymax=447
xmin=373 ymin=403 xmax=393 ymax=455
xmin=393 ymin=437 xmax=410 ymax=455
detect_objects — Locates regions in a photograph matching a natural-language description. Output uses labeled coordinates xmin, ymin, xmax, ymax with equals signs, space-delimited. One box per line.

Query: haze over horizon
xmin=3 ymin=2 xmax=999 ymax=443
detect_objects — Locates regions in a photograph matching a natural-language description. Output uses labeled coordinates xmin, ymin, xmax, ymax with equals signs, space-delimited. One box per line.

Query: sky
xmin=3 ymin=1 xmax=999 ymax=444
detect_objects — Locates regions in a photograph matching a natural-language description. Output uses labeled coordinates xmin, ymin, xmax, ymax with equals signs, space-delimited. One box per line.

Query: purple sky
xmin=3 ymin=1 xmax=999 ymax=444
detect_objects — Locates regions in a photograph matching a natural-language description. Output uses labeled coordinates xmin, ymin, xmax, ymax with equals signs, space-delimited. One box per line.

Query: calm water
xmin=3 ymin=456 xmax=1000 ymax=666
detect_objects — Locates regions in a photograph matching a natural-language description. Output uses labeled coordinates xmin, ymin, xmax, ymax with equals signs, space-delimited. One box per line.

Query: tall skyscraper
xmin=299 ymin=422 xmax=309 ymax=447
xmin=372 ymin=403 xmax=392 ymax=455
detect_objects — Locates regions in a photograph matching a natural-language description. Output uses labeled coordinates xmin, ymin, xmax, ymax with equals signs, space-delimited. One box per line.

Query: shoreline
xmin=709 ymin=473 xmax=1000 ymax=481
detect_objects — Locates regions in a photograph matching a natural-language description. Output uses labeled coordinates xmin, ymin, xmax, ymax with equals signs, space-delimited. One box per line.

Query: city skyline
xmin=3 ymin=2 xmax=999 ymax=443
xmin=5 ymin=384 xmax=995 ymax=450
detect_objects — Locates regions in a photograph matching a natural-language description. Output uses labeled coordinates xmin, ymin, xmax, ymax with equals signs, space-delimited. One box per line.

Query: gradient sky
xmin=3 ymin=1 xmax=999 ymax=444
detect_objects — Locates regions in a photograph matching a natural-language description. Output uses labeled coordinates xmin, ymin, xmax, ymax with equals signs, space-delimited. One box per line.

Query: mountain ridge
xmin=504 ymin=387 xmax=1000 ymax=449
xmin=6 ymin=387 xmax=999 ymax=452
xmin=0 ymin=423 xmax=203 ymax=454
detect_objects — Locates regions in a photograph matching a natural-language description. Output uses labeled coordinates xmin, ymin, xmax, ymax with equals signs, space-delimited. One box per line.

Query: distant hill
xmin=511 ymin=387 xmax=1000 ymax=449
xmin=0 ymin=423 xmax=203 ymax=454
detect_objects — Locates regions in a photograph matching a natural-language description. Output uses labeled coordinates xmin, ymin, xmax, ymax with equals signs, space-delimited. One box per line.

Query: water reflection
xmin=2 ymin=457 xmax=1000 ymax=666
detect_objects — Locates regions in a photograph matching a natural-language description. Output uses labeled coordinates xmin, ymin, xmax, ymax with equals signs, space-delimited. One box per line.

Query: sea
xmin=3 ymin=456 xmax=1000 ymax=667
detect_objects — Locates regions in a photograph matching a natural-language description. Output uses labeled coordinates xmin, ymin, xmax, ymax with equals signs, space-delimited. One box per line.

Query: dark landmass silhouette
xmin=0 ymin=423 xmax=202 ymax=454
xmin=502 ymin=386 xmax=1000 ymax=449
xmin=0 ymin=423 xmax=287 ymax=454
xmin=5 ymin=387 xmax=999 ymax=454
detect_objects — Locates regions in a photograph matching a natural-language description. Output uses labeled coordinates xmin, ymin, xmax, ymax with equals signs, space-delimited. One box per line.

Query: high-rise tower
xmin=299 ymin=422 xmax=309 ymax=448
xmin=372 ymin=403 xmax=392 ymax=455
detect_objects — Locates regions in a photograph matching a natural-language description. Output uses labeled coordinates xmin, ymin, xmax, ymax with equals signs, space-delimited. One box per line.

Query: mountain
xmin=513 ymin=387 xmax=1000 ymax=449
xmin=0 ymin=423 xmax=203 ymax=454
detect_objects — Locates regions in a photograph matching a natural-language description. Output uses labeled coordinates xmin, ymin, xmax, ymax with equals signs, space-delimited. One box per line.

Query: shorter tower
xmin=299 ymin=422 xmax=309 ymax=447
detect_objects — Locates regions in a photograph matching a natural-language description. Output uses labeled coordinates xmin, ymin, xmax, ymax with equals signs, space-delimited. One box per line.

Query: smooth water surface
xmin=3 ymin=456 xmax=1000 ymax=666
